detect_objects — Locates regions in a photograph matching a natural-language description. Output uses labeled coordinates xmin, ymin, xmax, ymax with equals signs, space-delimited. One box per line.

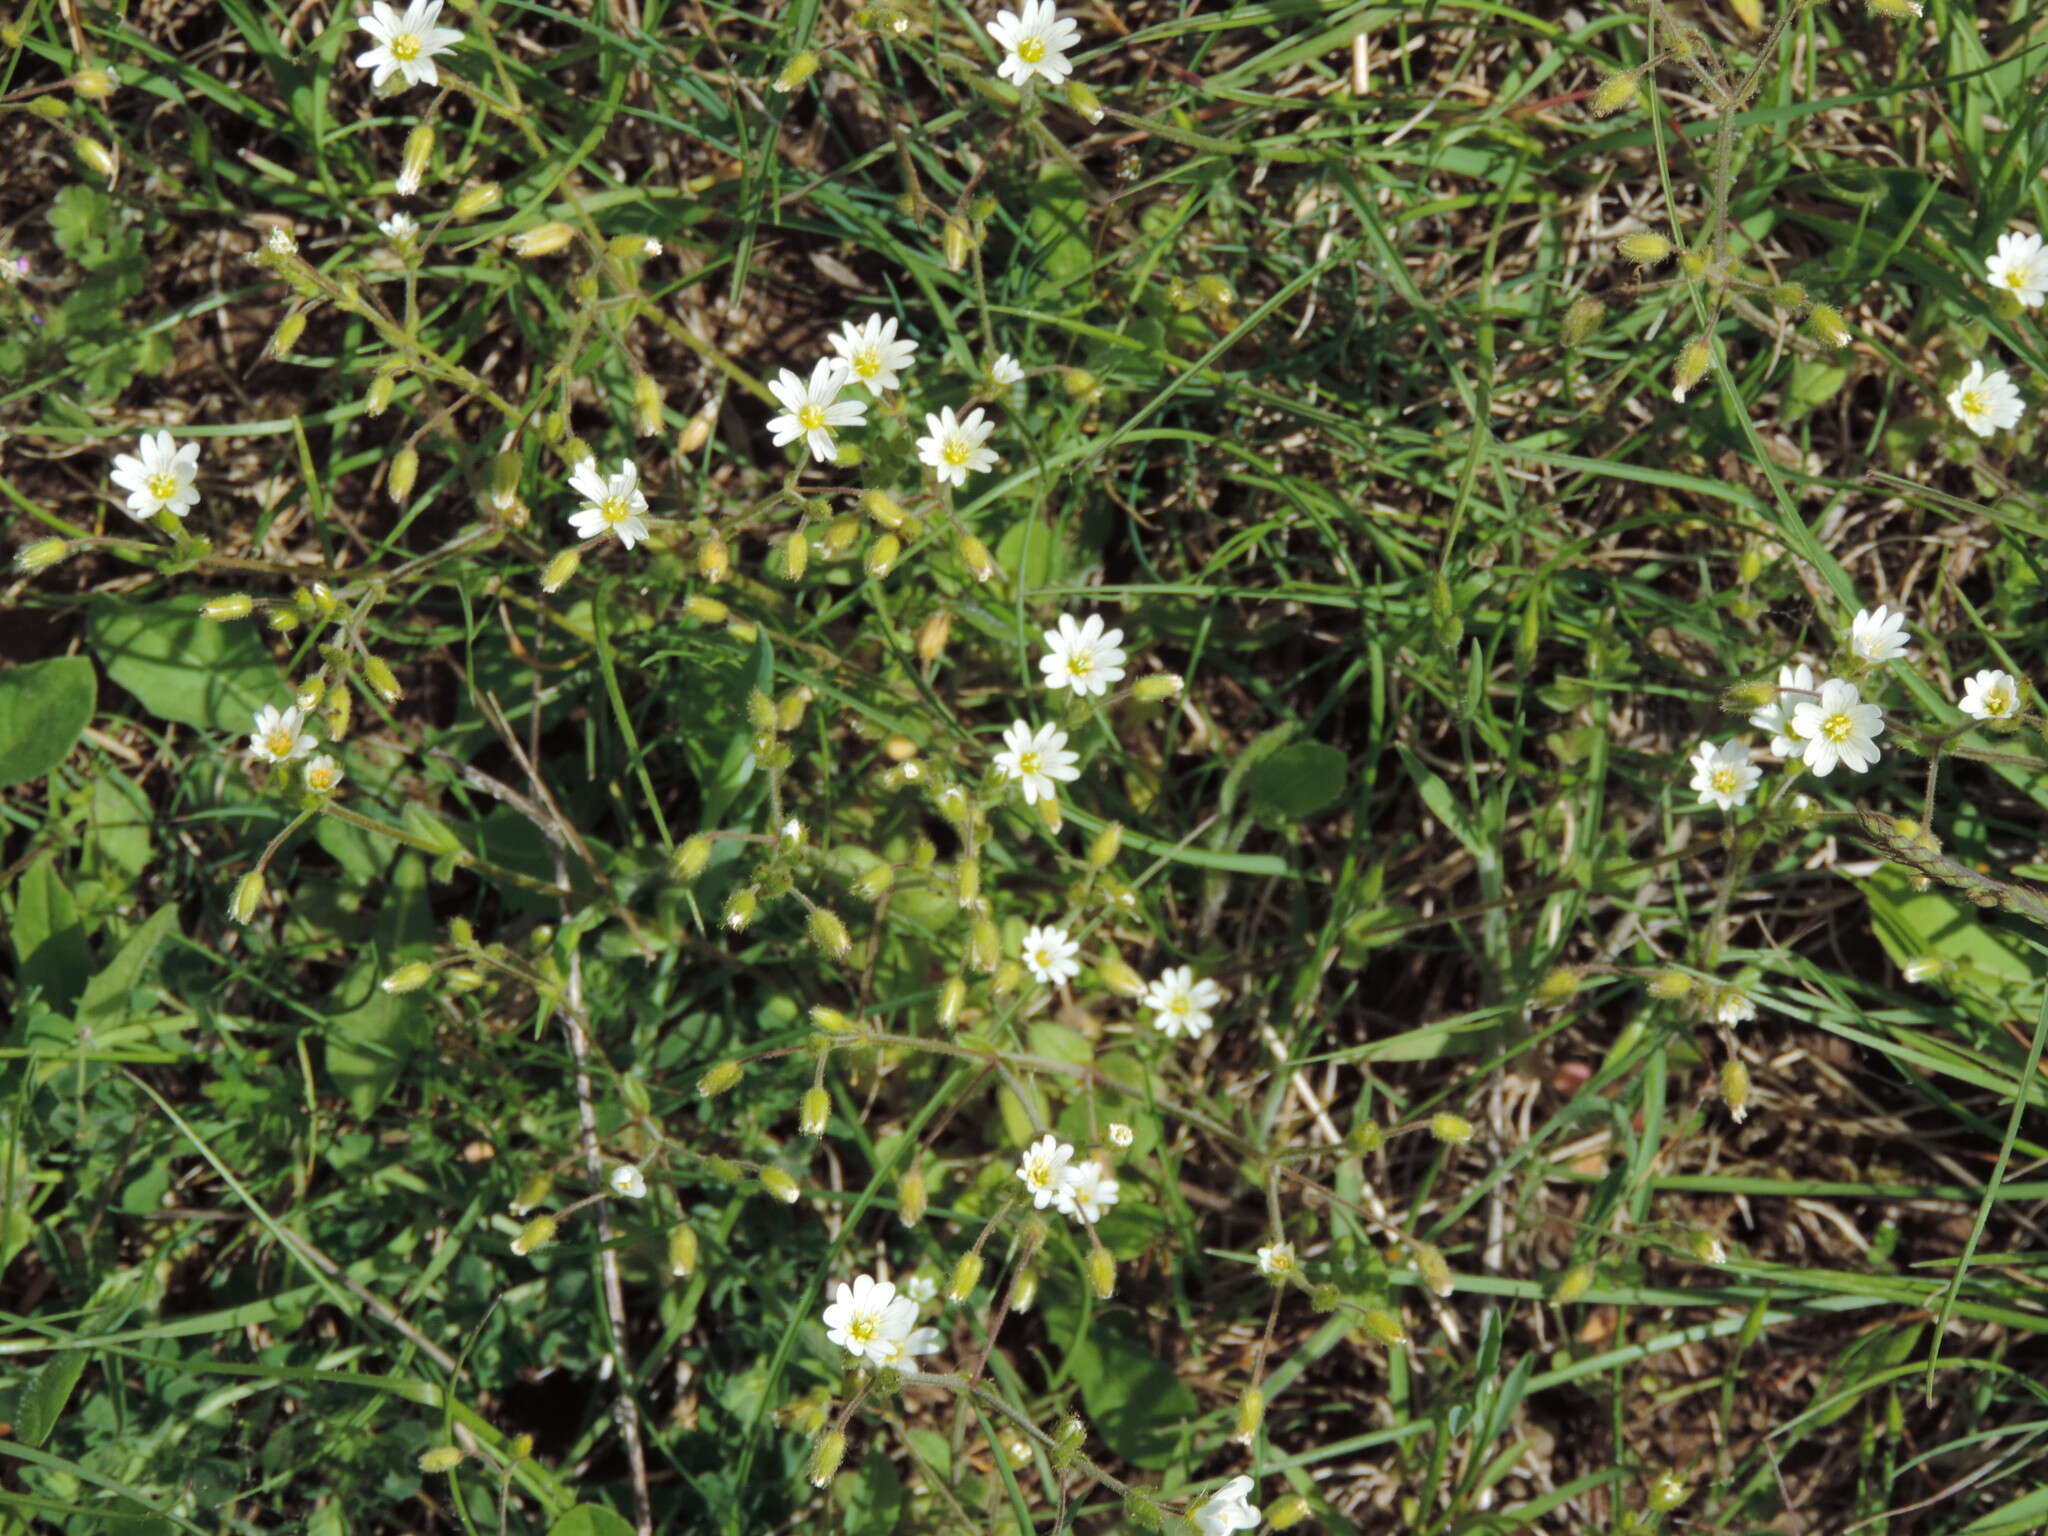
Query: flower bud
xmin=1560 ymin=293 xmax=1605 ymax=346
xmin=820 ymin=515 xmax=862 ymax=558
xmin=992 ymin=959 xmax=1024 ymax=995
xmin=417 ymin=1446 xmax=465 ymax=1474
xmin=956 ymin=533 xmax=997 ymax=583
xmin=73 ymin=66 xmax=118 ymax=101
xmin=1132 ymin=674 xmax=1183 ymax=702
xmin=1720 ymin=1058 xmax=1751 ymax=1122
xmin=969 ymin=916 xmax=1000 ymax=973
xmin=668 ymin=1222 xmax=699 ymax=1277
xmin=1010 ymin=1268 xmax=1038 ymax=1312
xmin=511 ymin=1213 xmax=558 ymax=1255
xmin=1689 ymin=1229 xmax=1727 ymax=1265
xmin=1648 ymin=969 xmax=1693 ymax=1000
xmin=667 ymin=834 xmax=713 ymax=883
xmin=17 ymin=538 xmax=72 ymax=572
xmin=699 ymin=533 xmax=730 ymax=583
xmin=1646 ymin=1469 xmax=1689 ymax=1512
xmin=807 ymin=1429 xmax=845 ymax=1488
xmin=1062 ymin=367 xmax=1099 ymax=400
xmin=1097 ymin=955 xmax=1144 ymax=998
xmin=679 ymin=401 xmax=718 ymax=456
xmin=1670 ymin=335 xmax=1713 ymax=403
xmin=1768 ymin=281 xmax=1807 ymax=312
xmin=1234 ymin=1386 xmax=1264 ymax=1441
xmin=897 ymin=1163 xmax=928 ymax=1227
xmin=1087 ymin=1246 xmax=1116 ymax=1300
xmin=397 ymin=124 xmax=433 ymax=194
xmin=1360 ymin=1306 xmax=1408 ymax=1346
xmin=916 ymin=609 xmax=952 ymax=664
xmin=381 ymin=961 xmax=435 ymax=995
xmin=1087 ymin=822 xmax=1123 ymax=867
xmin=810 ymin=1004 xmax=858 ymax=1034
xmin=389 ymin=447 xmax=419 ymax=503
xmin=1534 ymin=966 xmax=1581 ymax=1006
xmin=630 ymin=373 xmax=664 ymax=436
xmin=865 ymin=533 xmax=900 ymax=580
xmin=363 ymin=655 xmax=403 ymax=704
xmin=1808 ymin=304 xmax=1851 ymax=348
xmin=697 ymin=1059 xmax=744 ymax=1096
xmin=541 ymin=548 xmax=581 ymax=593
xmin=1414 ymin=1241 xmax=1454 ymax=1297
xmin=809 ymin=906 xmax=852 ymax=960
xmin=511 ymin=221 xmax=576 ymax=258
xmin=231 ymin=870 xmax=265 ymax=924
xmin=800 ymin=1086 xmax=831 ymax=1137
xmin=1310 ymin=1282 xmax=1340 ymax=1312
xmin=77 ymin=138 xmax=117 ymax=179
xmin=936 ymin=978 xmax=966 ymax=1027
xmin=1863 ymin=0 xmax=1922 ymax=17
xmin=198 ymin=595 xmax=255 ymax=624
xmin=775 ymin=50 xmax=820 ymax=92
xmin=1347 ymin=1118 xmax=1385 ymax=1153
xmin=452 ymin=181 xmax=501 ymax=219
xmin=685 ymin=594 xmax=730 ymax=624
xmin=1267 ymin=1495 xmax=1314 ymax=1529
xmin=1553 ymin=1262 xmax=1595 ymax=1304
xmin=942 ymin=216 xmax=973 ymax=270
xmin=759 ymin=1167 xmax=801 ymax=1204
xmin=1616 ymin=232 xmax=1671 ymax=267
xmin=948 ymin=1252 xmax=984 ymax=1302
xmin=1589 ymin=70 xmax=1641 ymax=117
xmin=1065 ymin=80 xmax=1105 ymax=123
xmin=1053 ymin=1416 xmax=1086 ymax=1470
xmin=1429 ymin=1113 xmax=1474 ymax=1146
xmin=268 ymin=311 xmax=307 ymax=360
xmin=723 ymin=886 xmax=758 ymax=931
xmin=1123 ymin=1491 xmax=1164 ymax=1530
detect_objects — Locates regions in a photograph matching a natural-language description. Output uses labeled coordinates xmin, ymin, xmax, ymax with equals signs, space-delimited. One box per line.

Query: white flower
xmin=1848 ymin=604 xmax=1909 ymax=664
xmin=873 ymin=1324 xmax=943 ymax=1369
xmin=828 ymin=314 xmax=918 ymax=394
xmin=1038 ymin=612 xmax=1128 ymax=697
xmin=354 ymin=0 xmax=463 ymax=90
xmin=1987 ymin=229 xmax=2048 ymax=309
xmin=395 ymin=162 xmax=424 ymax=198
xmin=1947 ymin=360 xmax=2025 ymax=438
xmin=1257 ymin=1241 xmax=1296 ymax=1277
xmin=993 ymin=719 xmax=1080 ymax=805
xmin=916 ymin=406 xmax=998 ymax=488
xmin=903 ymin=1275 xmax=937 ymax=1304
xmin=609 ymin=1164 xmax=647 ymax=1199
xmin=1054 ymin=1158 xmax=1118 ymax=1224
xmin=1020 ymin=924 xmax=1080 ymax=987
xmin=303 ymin=755 xmax=345 ymax=795
xmin=767 ymin=357 xmax=865 ymax=464
xmin=1016 ymin=1134 xmax=1077 ymax=1209
xmin=821 ymin=1273 xmax=918 ymax=1366
xmin=110 ymin=430 xmax=201 ymax=521
xmin=1193 ymin=1476 xmax=1261 ymax=1536
xmin=1142 ymin=965 xmax=1224 ymax=1039
xmin=1714 ymin=988 xmax=1757 ymax=1026
xmin=990 ymin=353 xmax=1025 ymax=386
xmin=1789 ymin=678 xmax=1885 ymax=775
xmin=1960 ymin=668 xmax=2021 ymax=721
xmin=379 ymin=211 xmax=419 ymax=246
xmin=248 ymin=704 xmax=316 ymax=764
xmin=780 ymin=818 xmax=806 ymax=848
xmin=1686 ymin=740 xmax=1760 ymax=812
xmin=266 ymin=227 xmax=299 ymax=257
xmin=1749 ymin=662 xmax=1816 ymax=757
xmin=1902 ymin=957 xmax=1945 ymax=984
xmin=1107 ymin=1122 xmax=1133 ymax=1148
xmin=987 ymin=0 xmax=1081 ymax=87
xmin=567 ymin=458 xmax=650 ymax=550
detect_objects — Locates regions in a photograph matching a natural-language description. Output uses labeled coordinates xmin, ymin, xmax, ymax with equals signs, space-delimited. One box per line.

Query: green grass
xmin=4 ymin=0 xmax=2048 ymax=1532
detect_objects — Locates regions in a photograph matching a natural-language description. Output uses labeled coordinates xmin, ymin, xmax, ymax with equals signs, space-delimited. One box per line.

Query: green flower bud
xmin=947 ymin=1251 xmax=983 ymax=1302
xmin=807 ymin=1429 xmax=845 ymax=1488
xmin=724 ymin=886 xmax=758 ymax=931
xmin=853 ymin=863 xmax=894 ymax=901
xmin=865 ymin=533 xmax=900 ymax=580
xmin=541 ymin=548 xmax=581 ymax=593
xmin=775 ymin=50 xmax=821 ymax=93
xmin=1808 ymin=304 xmax=1851 ymax=348
xmin=1123 ymin=1490 xmax=1164 ymax=1530
xmin=1616 ymin=232 xmax=1671 ymax=266
xmin=1670 ymin=335 xmax=1714 ymax=403
xmin=451 ymin=181 xmax=501 ymax=219
xmin=956 ymin=533 xmax=997 ymax=583
xmin=363 ymin=655 xmax=403 ymax=704
xmin=1010 ymin=1268 xmax=1038 ymax=1312
xmin=1087 ymin=1247 xmax=1116 ymax=1299
xmin=936 ymin=978 xmax=966 ymax=1027
xmin=77 ymin=138 xmax=117 ymax=179
xmin=417 ymin=1446 xmax=466 ymax=1474
xmin=1648 ymin=969 xmax=1693 ymax=1000
xmin=897 ymin=1164 xmax=927 ymax=1227
xmin=699 ymin=533 xmax=730 ymax=583
xmin=388 ymin=447 xmax=420 ymax=504
xmin=1266 ymin=1495 xmax=1314 ymax=1529
xmin=759 ymin=1167 xmax=802 ymax=1204
xmin=231 ymin=870 xmax=266 ymax=924
xmin=969 ymin=916 xmax=1000 ymax=973
xmin=381 ymin=961 xmax=435 ymax=995
xmin=1560 ymin=293 xmax=1605 ymax=346
xmin=685 ymin=594 xmax=730 ymax=624
xmin=1361 ymin=1306 xmax=1408 ymax=1346
xmin=1429 ymin=1113 xmax=1474 ymax=1146
xmin=800 ymin=1087 xmax=831 ymax=1137
xmin=808 ymin=907 xmax=851 ymax=959
xmin=1065 ymin=80 xmax=1104 ymax=123
xmin=510 ymin=221 xmax=576 ymax=258
xmin=1132 ymin=673 xmax=1183 ymax=702
xmin=1646 ymin=1469 xmax=1688 ymax=1512
xmin=1053 ymin=1416 xmax=1087 ymax=1470
xmin=668 ymin=1222 xmax=699 ymax=1277
xmin=1414 ymin=1241 xmax=1454 ymax=1297
xmin=810 ymin=1005 xmax=857 ymax=1034
xmin=511 ymin=1213 xmax=558 ymax=1255
xmin=1588 ymin=70 xmax=1641 ymax=117
xmin=1534 ymin=966 xmax=1582 ymax=1006
xmin=1097 ymin=955 xmax=1144 ymax=998
xmin=510 ymin=1172 xmax=553 ymax=1215
xmin=1348 ymin=1118 xmax=1386 ymax=1154
xmin=780 ymin=528 xmax=809 ymax=581
xmin=203 ymin=594 xmax=255 ymax=620
xmin=697 ymin=1059 xmax=744 ymax=1097
xmin=1234 ymin=1386 xmax=1264 ymax=1441
xmin=268 ymin=310 xmax=307 ymax=359
xmin=942 ymin=216 xmax=973 ymax=270
xmin=1720 ymin=1058 xmax=1751 ymax=1122
xmin=1088 ymin=822 xmax=1123 ymax=867
xmin=1553 ymin=1262 xmax=1595 ymax=1304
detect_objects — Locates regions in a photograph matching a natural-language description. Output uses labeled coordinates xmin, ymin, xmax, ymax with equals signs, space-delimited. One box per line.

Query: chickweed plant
xmin=4 ymin=0 xmax=2048 ymax=1532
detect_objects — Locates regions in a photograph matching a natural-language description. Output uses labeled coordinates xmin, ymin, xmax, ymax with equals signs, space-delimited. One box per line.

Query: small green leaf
xmin=1248 ymin=741 xmax=1348 ymax=821
xmin=544 ymin=1508 xmax=637 ymax=1536
xmin=12 ymin=859 xmax=94 ymax=1016
xmin=836 ymin=1448 xmax=905 ymax=1536
xmin=16 ymin=1349 xmax=90 ymax=1447
xmin=0 ymin=655 xmax=96 ymax=787
xmin=75 ymin=904 xmax=180 ymax=1029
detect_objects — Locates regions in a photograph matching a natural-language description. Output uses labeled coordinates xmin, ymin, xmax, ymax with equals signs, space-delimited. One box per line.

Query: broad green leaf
xmin=84 ymin=768 xmax=155 ymax=884
xmin=835 ymin=1448 xmax=904 ymax=1536
xmin=1863 ymin=863 xmax=2036 ymax=1031
xmin=87 ymin=596 xmax=282 ymax=734
xmin=0 ymin=656 xmax=96 ymax=787
xmin=1064 ymin=1311 xmax=1196 ymax=1468
xmin=323 ymin=854 xmax=433 ymax=1118
xmin=1782 ymin=358 xmax=1849 ymax=422
xmin=1248 ymin=741 xmax=1348 ymax=821
xmin=1023 ymin=164 xmax=1093 ymax=306
xmin=15 ymin=1349 xmax=90 ymax=1447
xmin=75 ymin=905 xmax=181 ymax=1029
xmin=545 ymin=1508 xmax=636 ymax=1536
xmin=12 ymin=859 xmax=94 ymax=1016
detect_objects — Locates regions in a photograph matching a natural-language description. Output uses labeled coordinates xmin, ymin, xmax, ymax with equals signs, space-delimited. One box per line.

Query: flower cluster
xmin=1015 ymin=1135 xmax=1119 ymax=1225
xmin=821 ymin=1273 xmax=941 ymax=1368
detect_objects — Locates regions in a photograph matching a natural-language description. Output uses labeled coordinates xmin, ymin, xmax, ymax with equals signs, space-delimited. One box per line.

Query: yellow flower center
xmin=852 ymin=348 xmax=881 ymax=379
xmin=797 ymin=403 xmax=828 ymax=432
xmin=1031 ymin=948 xmax=1051 ymax=970
xmin=1066 ymin=651 xmax=1093 ymax=677
xmin=146 ymin=471 xmax=179 ymax=501
xmin=390 ymin=31 xmax=422 ymax=60
xmin=1960 ymin=389 xmax=1986 ymax=416
xmin=2007 ymin=270 xmax=2029 ymax=290
xmin=308 ymin=767 xmax=334 ymax=791
xmin=599 ymin=495 xmax=630 ymax=526
xmin=265 ymin=730 xmax=296 ymax=758
xmin=848 ymin=1314 xmax=877 ymax=1343
xmin=1710 ymin=767 xmax=1737 ymax=795
xmin=942 ymin=437 xmax=971 ymax=467
xmin=1026 ymin=1159 xmax=1051 ymax=1187
xmin=1820 ymin=711 xmax=1854 ymax=743
xmin=1016 ymin=751 xmax=1041 ymax=777
xmin=1984 ymin=688 xmax=2013 ymax=717
xmin=1169 ymin=996 xmax=1190 ymax=1015
xmin=1017 ymin=35 xmax=1046 ymax=62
